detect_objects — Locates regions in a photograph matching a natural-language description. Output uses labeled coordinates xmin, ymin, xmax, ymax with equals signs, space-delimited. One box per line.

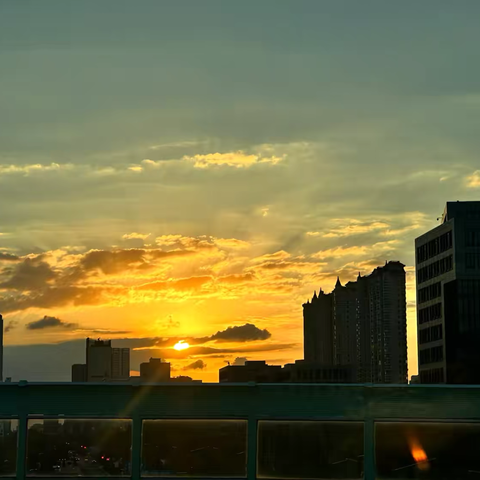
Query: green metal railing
xmin=1 ymin=382 xmax=480 ymax=479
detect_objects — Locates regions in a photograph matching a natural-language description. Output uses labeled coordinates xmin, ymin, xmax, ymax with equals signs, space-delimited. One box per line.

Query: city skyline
xmin=2 ymin=1 xmax=480 ymax=382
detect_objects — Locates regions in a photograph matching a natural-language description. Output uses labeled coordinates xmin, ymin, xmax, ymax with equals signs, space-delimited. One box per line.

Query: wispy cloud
xmin=312 ymin=241 xmax=398 ymax=260
xmin=122 ymin=232 xmax=151 ymax=240
xmin=0 ymin=163 xmax=74 ymax=176
xmin=322 ymin=220 xmax=389 ymax=238
xmin=4 ymin=320 xmax=18 ymax=333
xmin=466 ymin=170 xmax=480 ymax=188
xmin=184 ymin=151 xmax=283 ymax=169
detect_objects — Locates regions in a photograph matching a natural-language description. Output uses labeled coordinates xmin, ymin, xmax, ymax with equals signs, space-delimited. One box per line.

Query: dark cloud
xmin=26 ymin=316 xmax=77 ymax=330
xmin=1 ymin=258 xmax=56 ymax=291
xmin=115 ymin=323 xmax=274 ymax=353
xmin=209 ymin=323 xmax=271 ymax=342
xmin=232 ymin=357 xmax=247 ymax=366
xmin=183 ymin=359 xmax=206 ymax=370
xmin=141 ymin=342 xmax=297 ymax=361
xmin=79 ymin=249 xmax=147 ymax=275
xmin=4 ymin=320 xmax=18 ymax=333
xmin=0 ymin=285 xmax=110 ymax=313
xmin=0 ymin=253 xmax=19 ymax=261
xmin=72 ymin=248 xmax=196 ymax=279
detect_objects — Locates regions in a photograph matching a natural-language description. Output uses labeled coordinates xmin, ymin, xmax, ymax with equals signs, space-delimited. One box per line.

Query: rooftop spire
xmin=335 ymin=276 xmax=342 ymax=288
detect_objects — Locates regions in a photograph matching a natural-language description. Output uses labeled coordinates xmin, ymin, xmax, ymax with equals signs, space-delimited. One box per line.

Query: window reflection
xmin=0 ymin=420 xmax=18 ymax=477
xmin=257 ymin=420 xmax=364 ymax=479
xmin=26 ymin=418 xmax=132 ymax=477
xmin=142 ymin=419 xmax=247 ymax=477
xmin=375 ymin=422 xmax=480 ymax=479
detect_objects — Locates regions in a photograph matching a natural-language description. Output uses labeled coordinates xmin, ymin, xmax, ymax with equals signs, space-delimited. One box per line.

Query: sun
xmin=173 ymin=340 xmax=190 ymax=351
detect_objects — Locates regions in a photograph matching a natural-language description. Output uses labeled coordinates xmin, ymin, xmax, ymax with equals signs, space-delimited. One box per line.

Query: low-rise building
xmin=140 ymin=358 xmax=171 ymax=382
xmin=219 ymin=360 xmax=353 ymax=383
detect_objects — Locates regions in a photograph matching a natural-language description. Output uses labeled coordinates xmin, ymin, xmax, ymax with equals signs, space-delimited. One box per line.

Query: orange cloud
xmin=137 ymin=276 xmax=212 ymax=292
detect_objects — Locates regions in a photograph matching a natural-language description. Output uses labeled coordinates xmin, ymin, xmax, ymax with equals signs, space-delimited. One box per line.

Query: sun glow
xmin=173 ymin=340 xmax=190 ymax=351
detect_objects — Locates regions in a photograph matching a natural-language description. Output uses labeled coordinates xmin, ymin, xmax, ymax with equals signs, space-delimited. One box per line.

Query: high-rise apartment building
xmin=112 ymin=348 xmax=130 ymax=380
xmin=303 ymin=261 xmax=408 ymax=384
xmin=415 ymin=201 xmax=480 ymax=384
xmin=86 ymin=338 xmax=113 ymax=382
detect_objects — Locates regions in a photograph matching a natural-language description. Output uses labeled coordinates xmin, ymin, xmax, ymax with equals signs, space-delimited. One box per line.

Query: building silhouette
xmin=219 ymin=360 xmax=353 ymax=383
xmin=220 ymin=361 xmax=283 ymax=383
xmin=303 ymin=261 xmax=408 ymax=383
xmin=71 ymin=364 xmax=87 ymax=382
xmin=415 ymin=201 xmax=480 ymax=384
xmin=140 ymin=358 xmax=171 ymax=382
xmin=71 ymin=338 xmax=130 ymax=382
xmin=86 ymin=338 xmax=113 ymax=382
xmin=112 ymin=347 xmax=130 ymax=381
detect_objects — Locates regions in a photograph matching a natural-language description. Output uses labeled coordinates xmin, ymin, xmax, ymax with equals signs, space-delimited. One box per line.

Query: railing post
xmin=131 ymin=412 xmax=142 ymax=480
xmin=364 ymin=417 xmax=375 ymax=480
xmin=247 ymin=416 xmax=257 ymax=480
xmin=16 ymin=412 xmax=27 ymax=480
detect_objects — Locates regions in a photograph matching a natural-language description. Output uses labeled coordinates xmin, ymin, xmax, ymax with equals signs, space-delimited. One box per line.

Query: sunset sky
xmin=1 ymin=1 xmax=480 ymax=382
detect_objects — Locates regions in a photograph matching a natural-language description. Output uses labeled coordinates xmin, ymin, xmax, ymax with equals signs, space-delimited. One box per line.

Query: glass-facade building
xmin=415 ymin=201 xmax=480 ymax=383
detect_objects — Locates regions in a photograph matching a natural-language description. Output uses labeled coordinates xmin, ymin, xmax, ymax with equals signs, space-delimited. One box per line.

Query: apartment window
xmin=257 ymin=421 xmax=364 ymax=479
xmin=376 ymin=422 xmax=480 ymax=478
xmin=417 ymin=231 xmax=452 ymax=264
xmin=417 ymin=254 xmax=453 ymax=284
xmin=466 ymin=253 xmax=478 ymax=269
xmin=419 ymin=346 xmax=443 ymax=365
xmin=466 ymin=231 xmax=480 ymax=247
xmin=418 ymin=324 xmax=443 ymax=345
xmin=420 ymin=368 xmax=444 ymax=383
xmin=142 ymin=419 xmax=247 ymax=477
xmin=418 ymin=282 xmax=442 ymax=304
xmin=26 ymin=418 xmax=132 ymax=477
xmin=418 ymin=302 xmax=442 ymax=324
xmin=0 ymin=419 xmax=18 ymax=477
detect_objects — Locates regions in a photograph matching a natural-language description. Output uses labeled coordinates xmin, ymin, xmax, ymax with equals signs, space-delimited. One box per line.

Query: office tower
xmin=140 ymin=358 xmax=171 ymax=382
xmin=112 ymin=348 xmax=130 ymax=380
xmin=86 ymin=338 xmax=112 ymax=381
xmin=415 ymin=201 xmax=480 ymax=384
xmin=84 ymin=338 xmax=131 ymax=382
xmin=0 ymin=314 xmax=3 ymax=382
xmin=303 ymin=261 xmax=408 ymax=384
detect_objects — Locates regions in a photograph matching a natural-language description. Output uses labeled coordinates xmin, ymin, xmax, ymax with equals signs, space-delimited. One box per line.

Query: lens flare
xmin=408 ymin=437 xmax=430 ymax=471
xmin=173 ymin=340 xmax=190 ymax=351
